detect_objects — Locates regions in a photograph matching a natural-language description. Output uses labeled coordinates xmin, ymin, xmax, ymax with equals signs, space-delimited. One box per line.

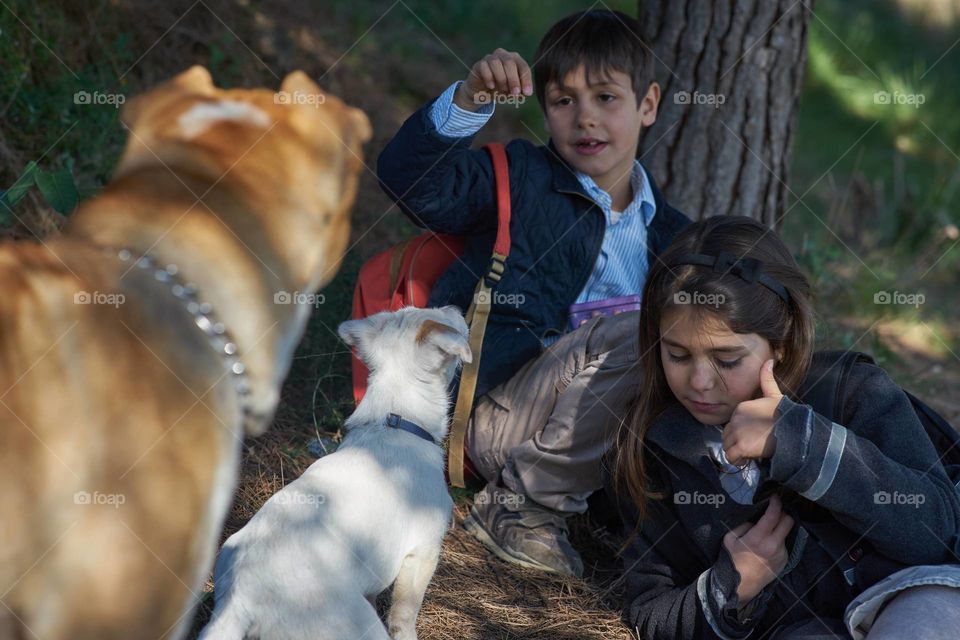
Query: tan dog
xmin=0 ymin=67 xmax=370 ymax=640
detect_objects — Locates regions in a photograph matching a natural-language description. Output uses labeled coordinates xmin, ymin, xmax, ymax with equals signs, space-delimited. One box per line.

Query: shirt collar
xmin=574 ymin=160 xmax=657 ymax=226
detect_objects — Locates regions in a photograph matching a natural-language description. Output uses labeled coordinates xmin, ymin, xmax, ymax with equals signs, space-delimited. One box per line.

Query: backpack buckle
xmin=483 ymin=253 xmax=507 ymax=287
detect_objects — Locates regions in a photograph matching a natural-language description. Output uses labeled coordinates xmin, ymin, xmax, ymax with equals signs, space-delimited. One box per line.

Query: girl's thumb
xmin=760 ymin=359 xmax=782 ymax=398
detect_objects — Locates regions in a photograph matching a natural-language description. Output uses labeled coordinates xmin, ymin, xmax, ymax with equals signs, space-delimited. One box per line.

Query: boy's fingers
xmin=515 ymin=55 xmax=533 ymax=95
xmin=476 ymin=61 xmax=495 ymax=91
xmin=501 ymin=58 xmax=521 ymax=94
xmin=487 ymin=57 xmax=508 ymax=92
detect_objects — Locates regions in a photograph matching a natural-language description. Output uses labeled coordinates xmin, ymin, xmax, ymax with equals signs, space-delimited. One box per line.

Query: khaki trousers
xmin=465 ymin=311 xmax=643 ymax=514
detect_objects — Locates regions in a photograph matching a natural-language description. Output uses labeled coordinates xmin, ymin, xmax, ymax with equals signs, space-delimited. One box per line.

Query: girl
xmin=611 ymin=216 xmax=960 ymax=639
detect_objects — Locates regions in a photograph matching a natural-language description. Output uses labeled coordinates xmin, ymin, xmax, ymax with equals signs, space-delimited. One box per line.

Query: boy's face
xmin=543 ymin=65 xmax=659 ymax=195
xmin=659 ymin=306 xmax=777 ymax=426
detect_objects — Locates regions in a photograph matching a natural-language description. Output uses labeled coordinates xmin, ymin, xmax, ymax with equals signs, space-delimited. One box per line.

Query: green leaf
xmin=2 ymin=161 xmax=39 ymax=207
xmin=35 ymin=169 xmax=78 ymax=215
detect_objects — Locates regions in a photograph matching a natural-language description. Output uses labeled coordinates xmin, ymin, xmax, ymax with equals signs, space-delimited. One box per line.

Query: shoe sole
xmin=462 ymin=512 xmax=578 ymax=577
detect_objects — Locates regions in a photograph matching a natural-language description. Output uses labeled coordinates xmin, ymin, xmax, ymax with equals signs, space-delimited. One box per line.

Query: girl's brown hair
xmin=613 ymin=215 xmax=815 ymax=522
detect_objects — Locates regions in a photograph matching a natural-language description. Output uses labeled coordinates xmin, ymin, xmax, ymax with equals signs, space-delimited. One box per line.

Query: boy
xmin=377 ymin=9 xmax=690 ymax=577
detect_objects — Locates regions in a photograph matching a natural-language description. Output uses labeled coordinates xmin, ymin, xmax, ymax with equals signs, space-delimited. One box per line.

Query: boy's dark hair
xmin=533 ymin=9 xmax=654 ymax=110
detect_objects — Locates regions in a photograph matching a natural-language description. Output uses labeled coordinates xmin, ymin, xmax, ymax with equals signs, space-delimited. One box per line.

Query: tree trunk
xmin=637 ymin=0 xmax=814 ymax=227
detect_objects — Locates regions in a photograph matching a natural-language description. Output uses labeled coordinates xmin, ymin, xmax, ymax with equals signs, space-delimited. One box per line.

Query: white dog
xmin=198 ymin=305 xmax=471 ymax=640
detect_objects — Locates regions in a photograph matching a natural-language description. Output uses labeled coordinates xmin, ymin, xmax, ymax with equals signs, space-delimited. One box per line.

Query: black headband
xmin=669 ymin=251 xmax=791 ymax=303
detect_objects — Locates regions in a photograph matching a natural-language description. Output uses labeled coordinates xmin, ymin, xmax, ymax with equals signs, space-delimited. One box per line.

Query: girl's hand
xmin=723 ymin=494 xmax=794 ymax=604
xmin=454 ymin=48 xmax=533 ymax=111
xmin=722 ymin=360 xmax=782 ymax=466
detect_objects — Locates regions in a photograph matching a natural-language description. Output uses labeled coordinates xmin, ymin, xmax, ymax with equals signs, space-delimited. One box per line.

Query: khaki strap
xmin=447 ymin=141 xmax=510 ymax=488
xmin=448 ymin=276 xmax=494 ymax=487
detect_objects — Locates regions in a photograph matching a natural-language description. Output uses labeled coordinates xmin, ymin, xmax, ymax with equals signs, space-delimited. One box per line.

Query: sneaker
xmin=462 ymin=484 xmax=584 ymax=578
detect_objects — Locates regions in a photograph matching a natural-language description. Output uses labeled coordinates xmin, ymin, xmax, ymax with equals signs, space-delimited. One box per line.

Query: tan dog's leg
xmin=386 ymin=547 xmax=441 ymax=640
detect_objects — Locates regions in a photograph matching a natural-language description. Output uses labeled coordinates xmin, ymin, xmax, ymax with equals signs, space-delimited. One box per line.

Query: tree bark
xmin=637 ymin=0 xmax=814 ymax=227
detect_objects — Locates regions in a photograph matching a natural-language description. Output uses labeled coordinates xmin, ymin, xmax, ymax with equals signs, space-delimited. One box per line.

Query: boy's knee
xmin=585 ymin=311 xmax=640 ymax=363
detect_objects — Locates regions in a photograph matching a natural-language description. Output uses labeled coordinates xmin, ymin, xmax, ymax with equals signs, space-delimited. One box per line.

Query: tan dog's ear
xmin=347 ymin=106 xmax=373 ymax=145
xmin=416 ymin=320 xmax=472 ymax=364
xmin=281 ymin=70 xmax=322 ymax=97
xmin=174 ymin=66 xmax=216 ymax=93
xmin=120 ymin=66 xmax=216 ymax=133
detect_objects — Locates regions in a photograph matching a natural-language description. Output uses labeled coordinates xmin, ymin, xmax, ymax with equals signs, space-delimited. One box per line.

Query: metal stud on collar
xmin=110 ymin=247 xmax=253 ymax=407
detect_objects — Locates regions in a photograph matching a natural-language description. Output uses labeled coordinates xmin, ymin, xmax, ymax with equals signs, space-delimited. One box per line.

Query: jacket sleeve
xmin=622 ymin=505 xmax=777 ymax=639
xmin=769 ymin=363 xmax=960 ymax=565
xmin=377 ymin=98 xmax=520 ymax=236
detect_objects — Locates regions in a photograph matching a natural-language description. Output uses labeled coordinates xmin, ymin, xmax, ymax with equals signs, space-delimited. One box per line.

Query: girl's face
xmin=659 ymin=306 xmax=778 ymax=425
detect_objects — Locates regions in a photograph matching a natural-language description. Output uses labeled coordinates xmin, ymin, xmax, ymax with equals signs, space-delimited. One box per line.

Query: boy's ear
xmin=640 ymin=81 xmax=660 ymax=127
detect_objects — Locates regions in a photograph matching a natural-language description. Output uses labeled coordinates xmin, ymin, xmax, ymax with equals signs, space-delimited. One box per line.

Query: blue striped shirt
xmin=430 ymin=82 xmax=657 ymax=341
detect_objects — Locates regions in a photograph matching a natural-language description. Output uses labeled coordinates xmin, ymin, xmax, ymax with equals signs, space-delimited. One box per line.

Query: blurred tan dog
xmin=0 ymin=66 xmax=370 ymax=640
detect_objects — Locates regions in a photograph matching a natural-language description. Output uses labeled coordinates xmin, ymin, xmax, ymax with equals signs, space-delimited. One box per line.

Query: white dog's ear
xmin=416 ymin=320 xmax=472 ymax=364
xmin=338 ymin=316 xmax=374 ymax=347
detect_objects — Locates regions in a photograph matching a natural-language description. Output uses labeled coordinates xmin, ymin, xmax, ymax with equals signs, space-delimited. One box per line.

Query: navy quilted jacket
xmin=377 ymin=99 xmax=691 ymax=398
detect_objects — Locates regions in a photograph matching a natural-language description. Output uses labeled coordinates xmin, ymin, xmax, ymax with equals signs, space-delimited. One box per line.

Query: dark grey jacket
xmin=615 ymin=360 xmax=960 ymax=639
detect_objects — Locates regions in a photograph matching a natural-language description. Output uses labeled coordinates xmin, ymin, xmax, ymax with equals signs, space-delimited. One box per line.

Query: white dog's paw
xmin=388 ymin=620 xmax=417 ymax=640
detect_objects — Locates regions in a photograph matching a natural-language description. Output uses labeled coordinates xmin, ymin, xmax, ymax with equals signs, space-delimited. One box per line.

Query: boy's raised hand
xmin=722 ymin=494 xmax=794 ymax=604
xmin=454 ymin=48 xmax=533 ymax=112
xmin=722 ymin=359 xmax=783 ymax=465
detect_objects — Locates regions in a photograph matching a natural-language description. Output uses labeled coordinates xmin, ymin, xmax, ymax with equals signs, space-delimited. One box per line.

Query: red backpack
xmin=350 ymin=143 xmax=512 ymax=487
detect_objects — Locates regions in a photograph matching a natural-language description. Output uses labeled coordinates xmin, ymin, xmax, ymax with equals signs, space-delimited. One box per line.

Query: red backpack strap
xmin=447 ymin=142 xmax=511 ymax=488
xmin=485 ymin=142 xmax=512 ymax=260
